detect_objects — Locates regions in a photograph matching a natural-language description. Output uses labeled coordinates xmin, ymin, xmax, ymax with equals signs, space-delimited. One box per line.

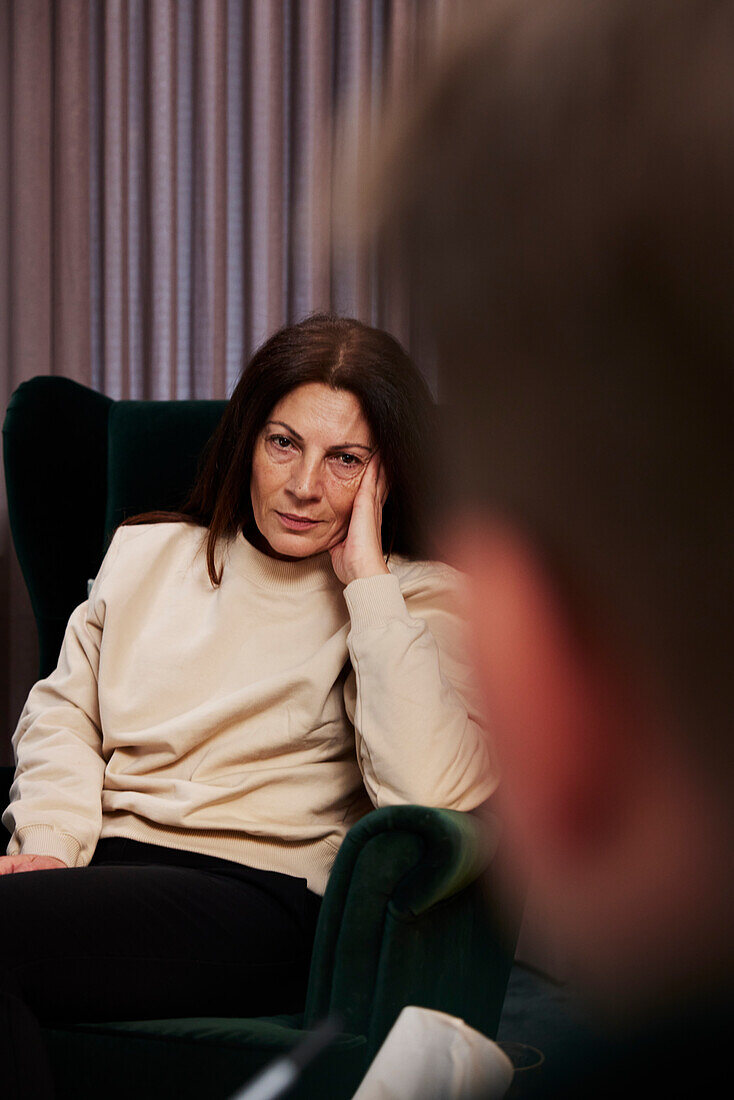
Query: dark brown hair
xmin=366 ymin=0 xmax=734 ymax=759
xmin=118 ymin=312 xmax=438 ymax=585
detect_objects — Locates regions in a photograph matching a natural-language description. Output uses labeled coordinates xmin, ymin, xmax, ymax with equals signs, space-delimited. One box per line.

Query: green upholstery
xmin=104 ymin=398 xmax=227 ymax=546
xmin=2 ymin=377 xmax=113 ymax=677
xmin=303 ymin=804 xmax=513 ymax=1059
xmin=42 ymin=1014 xmax=367 ymax=1100
xmin=2 ymin=376 xmax=521 ymax=1099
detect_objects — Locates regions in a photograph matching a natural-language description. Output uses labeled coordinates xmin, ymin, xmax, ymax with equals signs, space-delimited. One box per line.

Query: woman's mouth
xmin=277 ymin=512 xmax=321 ymax=530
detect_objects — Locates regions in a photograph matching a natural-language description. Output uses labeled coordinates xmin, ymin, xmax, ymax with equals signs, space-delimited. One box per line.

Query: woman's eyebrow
xmin=265 ymin=420 xmax=373 ymax=452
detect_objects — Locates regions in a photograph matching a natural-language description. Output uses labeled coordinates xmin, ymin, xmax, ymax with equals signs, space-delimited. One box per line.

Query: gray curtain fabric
xmin=0 ymin=0 xmax=453 ymax=759
xmin=86 ymin=0 xmax=453 ymax=399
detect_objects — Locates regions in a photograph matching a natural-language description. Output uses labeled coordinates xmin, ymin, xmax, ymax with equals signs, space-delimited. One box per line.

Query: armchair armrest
xmin=303 ymin=805 xmax=519 ymax=1061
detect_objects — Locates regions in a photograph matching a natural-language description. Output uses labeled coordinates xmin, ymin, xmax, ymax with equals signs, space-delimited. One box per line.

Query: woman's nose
xmin=290 ymin=457 xmax=322 ymax=497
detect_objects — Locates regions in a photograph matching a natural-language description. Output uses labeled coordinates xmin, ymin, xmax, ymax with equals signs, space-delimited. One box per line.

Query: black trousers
xmin=0 ymin=836 xmax=323 ymax=1100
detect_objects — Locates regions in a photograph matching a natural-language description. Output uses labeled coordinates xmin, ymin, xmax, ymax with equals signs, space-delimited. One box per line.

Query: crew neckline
xmin=224 ymin=526 xmax=340 ymax=592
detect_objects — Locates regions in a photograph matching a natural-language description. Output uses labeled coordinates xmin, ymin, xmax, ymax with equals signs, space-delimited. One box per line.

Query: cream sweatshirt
xmin=2 ymin=522 xmax=498 ymax=894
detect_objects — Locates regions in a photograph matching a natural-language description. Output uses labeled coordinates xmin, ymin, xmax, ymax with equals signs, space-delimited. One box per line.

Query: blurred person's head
xmin=363 ymin=0 xmax=734 ymax=1021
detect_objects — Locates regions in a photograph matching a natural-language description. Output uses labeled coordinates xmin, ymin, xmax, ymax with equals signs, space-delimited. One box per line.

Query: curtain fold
xmin=0 ymin=0 xmax=451 ymax=757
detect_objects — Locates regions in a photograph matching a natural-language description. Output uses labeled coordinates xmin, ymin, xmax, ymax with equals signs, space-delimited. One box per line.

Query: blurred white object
xmin=351 ymin=1006 xmax=514 ymax=1100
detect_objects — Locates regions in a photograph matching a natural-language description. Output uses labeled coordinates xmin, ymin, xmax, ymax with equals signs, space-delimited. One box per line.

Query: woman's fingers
xmin=0 ymin=854 xmax=67 ymax=875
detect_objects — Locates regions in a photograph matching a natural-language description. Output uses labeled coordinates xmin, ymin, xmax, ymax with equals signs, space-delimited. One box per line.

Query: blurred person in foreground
xmin=357 ymin=0 xmax=733 ymax=1093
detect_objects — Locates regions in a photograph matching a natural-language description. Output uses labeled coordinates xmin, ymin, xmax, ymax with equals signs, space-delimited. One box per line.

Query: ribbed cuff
xmin=343 ymin=573 xmax=412 ymax=631
xmin=9 ymin=825 xmax=81 ymax=868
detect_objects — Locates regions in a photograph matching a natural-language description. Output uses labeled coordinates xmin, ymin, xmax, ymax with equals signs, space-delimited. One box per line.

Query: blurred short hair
xmin=365 ymin=0 xmax=734 ymax=777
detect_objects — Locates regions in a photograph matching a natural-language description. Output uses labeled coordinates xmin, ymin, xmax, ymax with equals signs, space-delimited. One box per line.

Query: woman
xmin=0 ymin=313 xmax=498 ymax=1098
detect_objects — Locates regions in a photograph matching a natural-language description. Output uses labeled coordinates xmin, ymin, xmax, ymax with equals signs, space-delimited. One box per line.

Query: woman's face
xmin=248 ymin=382 xmax=377 ymax=561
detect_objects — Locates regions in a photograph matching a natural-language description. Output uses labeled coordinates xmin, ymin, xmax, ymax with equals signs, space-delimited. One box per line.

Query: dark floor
xmin=496 ymin=963 xmax=594 ymax=1097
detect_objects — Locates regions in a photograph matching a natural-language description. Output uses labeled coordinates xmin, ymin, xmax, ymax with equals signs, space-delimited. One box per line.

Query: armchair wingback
xmin=1 ymin=376 xmax=521 ymax=1100
xmin=3 ymin=375 xmax=227 ymax=680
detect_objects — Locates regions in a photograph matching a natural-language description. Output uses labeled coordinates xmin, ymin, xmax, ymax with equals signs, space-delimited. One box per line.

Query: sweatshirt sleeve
xmin=341 ymin=563 xmax=499 ymax=810
xmin=2 ymin=530 xmax=124 ymax=867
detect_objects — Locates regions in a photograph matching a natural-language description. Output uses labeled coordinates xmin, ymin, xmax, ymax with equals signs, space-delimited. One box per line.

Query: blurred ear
xmin=441 ymin=514 xmax=627 ymax=868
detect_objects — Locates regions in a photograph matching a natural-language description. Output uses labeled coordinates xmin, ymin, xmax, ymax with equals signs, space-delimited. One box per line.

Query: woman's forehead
xmin=268 ymin=383 xmax=372 ymax=443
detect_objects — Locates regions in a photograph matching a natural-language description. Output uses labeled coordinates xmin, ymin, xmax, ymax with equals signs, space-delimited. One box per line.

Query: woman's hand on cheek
xmin=328 ymin=454 xmax=391 ymax=586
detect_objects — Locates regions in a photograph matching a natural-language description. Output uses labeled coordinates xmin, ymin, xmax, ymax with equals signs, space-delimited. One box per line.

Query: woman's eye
xmin=267 ymin=435 xmax=361 ymax=471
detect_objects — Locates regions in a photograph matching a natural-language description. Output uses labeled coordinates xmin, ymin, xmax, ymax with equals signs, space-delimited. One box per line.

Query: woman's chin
xmin=267 ymin=529 xmax=328 ymax=560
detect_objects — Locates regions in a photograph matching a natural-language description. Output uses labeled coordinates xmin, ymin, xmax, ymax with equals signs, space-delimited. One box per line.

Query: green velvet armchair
xmin=1 ymin=376 xmax=521 ymax=1100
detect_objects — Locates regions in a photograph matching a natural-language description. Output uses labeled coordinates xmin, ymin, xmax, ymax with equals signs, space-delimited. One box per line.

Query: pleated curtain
xmin=0 ymin=0 xmax=454 ymax=755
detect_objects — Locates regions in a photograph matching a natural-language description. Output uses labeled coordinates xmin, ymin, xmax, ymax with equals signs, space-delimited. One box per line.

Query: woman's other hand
xmin=0 ymin=854 xmax=68 ymax=875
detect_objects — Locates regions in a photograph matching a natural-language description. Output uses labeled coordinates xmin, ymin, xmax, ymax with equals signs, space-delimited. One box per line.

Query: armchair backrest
xmin=3 ymin=375 xmax=226 ymax=678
